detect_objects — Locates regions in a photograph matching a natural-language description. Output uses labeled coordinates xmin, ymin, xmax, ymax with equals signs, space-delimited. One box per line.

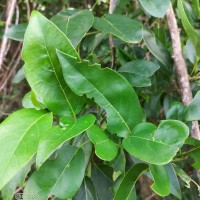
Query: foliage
xmin=1 ymin=0 xmax=200 ymax=199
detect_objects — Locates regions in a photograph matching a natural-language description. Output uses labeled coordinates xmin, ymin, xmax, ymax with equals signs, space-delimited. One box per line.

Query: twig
xmin=144 ymin=193 xmax=157 ymax=200
xmin=108 ymin=0 xmax=118 ymax=69
xmin=166 ymin=2 xmax=200 ymax=183
xmin=25 ymin=0 xmax=31 ymax=20
xmin=166 ymin=3 xmax=200 ymax=140
xmin=0 ymin=0 xmax=17 ymax=71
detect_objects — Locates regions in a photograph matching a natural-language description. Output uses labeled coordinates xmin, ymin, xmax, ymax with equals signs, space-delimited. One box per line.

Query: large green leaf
xmin=0 ymin=109 xmax=52 ymax=189
xmin=87 ymin=125 xmax=118 ymax=161
xmin=93 ymin=14 xmax=142 ymax=43
xmin=74 ymin=177 xmax=98 ymax=200
xmin=51 ymin=10 xmax=94 ymax=47
xmin=57 ymin=50 xmax=142 ymax=137
xmin=114 ymin=163 xmax=149 ymax=200
xmin=138 ymin=0 xmax=170 ymax=18
xmin=185 ymin=91 xmax=200 ymax=121
xmin=5 ymin=23 xmax=27 ymax=41
xmin=22 ymin=11 xmax=85 ymax=118
xmin=178 ymin=0 xmax=200 ymax=56
xmin=123 ymin=121 xmax=189 ymax=165
xmin=118 ymin=60 xmax=159 ymax=87
xmin=150 ymin=165 xmax=170 ymax=196
xmin=24 ymin=146 xmax=85 ymax=199
xmin=36 ymin=114 xmax=95 ymax=167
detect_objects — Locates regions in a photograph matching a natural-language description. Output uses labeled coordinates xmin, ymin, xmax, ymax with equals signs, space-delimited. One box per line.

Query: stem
xmin=0 ymin=0 xmax=17 ymax=71
xmin=166 ymin=3 xmax=200 ymax=140
xmin=108 ymin=0 xmax=117 ymax=69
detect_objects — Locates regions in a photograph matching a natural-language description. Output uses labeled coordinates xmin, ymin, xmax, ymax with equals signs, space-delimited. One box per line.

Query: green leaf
xmin=22 ymin=11 xmax=85 ymax=118
xmin=24 ymin=146 xmax=85 ymax=199
xmin=138 ymin=0 xmax=170 ymax=18
xmin=1 ymin=159 xmax=34 ymax=200
xmin=166 ymin=163 xmax=182 ymax=199
xmin=143 ymin=29 xmax=172 ymax=67
xmin=36 ymin=114 xmax=95 ymax=167
xmin=0 ymin=109 xmax=52 ymax=189
xmin=87 ymin=125 xmax=118 ymax=161
xmin=5 ymin=23 xmax=27 ymax=41
xmin=185 ymin=91 xmax=200 ymax=121
xmin=57 ymin=50 xmax=142 ymax=137
xmin=118 ymin=60 xmax=159 ymax=87
xmin=91 ymin=165 xmax=113 ymax=200
xmin=150 ymin=165 xmax=170 ymax=196
xmin=51 ymin=10 xmax=94 ymax=47
xmin=178 ymin=0 xmax=200 ymax=56
xmin=12 ymin=67 xmax=25 ymax=84
xmin=123 ymin=121 xmax=189 ymax=165
xmin=74 ymin=177 xmax=98 ymax=200
xmin=166 ymin=101 xmax=186 ymax=121
xmin=93 ymin=14 xmax=142 ymax=43
xmin=114 ymin=163 xmax=149 ymax=200
xmin=174 ymin=163 xmax=200 ymax=191
xmin=185 ymin=138 xmax=200 ymax=169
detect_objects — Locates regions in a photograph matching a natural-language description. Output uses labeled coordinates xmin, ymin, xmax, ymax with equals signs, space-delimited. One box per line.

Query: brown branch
xmin=0 ymin=0 xmax=17 ymax=71
xmin=166 ymin=3 xmax=200 ymax=140
xmin=108 ymin=0 xmax=117 ymax=69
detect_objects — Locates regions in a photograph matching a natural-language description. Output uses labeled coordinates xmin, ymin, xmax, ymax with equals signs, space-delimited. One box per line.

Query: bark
xmin=166 ymin=3 xmax=200 ymax=140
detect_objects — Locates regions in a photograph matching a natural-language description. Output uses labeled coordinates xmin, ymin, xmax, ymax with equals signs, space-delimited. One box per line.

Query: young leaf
xmin=114 ymin=163 xmax=149 ymax=200
xmin=36 ymin=114 xmax=96 ymax=167
xmin=150 ymin=165 xmax=170 ymax=196
xmin=22 ymin=11 xmax=85 ymax=118
xmin=5 ymin=23 xmax=27 ymax=41
xmin=185 ymin=91 xmax=200 ymax=121
xmin=74 ymin=177 xmax=98 ymax=200
xmin=123 ymin=121 xmax=189 ymax=165
xmin=178 ymin=0 xmax=200 ymax=56
xmin=0 ymin=109 xmax=52 ymax=189
xmin=93 ymin=14 xmax=142 ymax=43
xmin=87 ymin=125 xmax=118 ymax=161
xmin=57 ymin=50 xmax=142 ymax=137
xmin=118 ymin=60 xmax=159 ymax=87
xmin=138 ymin=0 xmax=170 ymax=18
xmin=24 ymin=146 xmax=85 ymax=199
xmin=51 ymin=10 xmax=94 ymax=47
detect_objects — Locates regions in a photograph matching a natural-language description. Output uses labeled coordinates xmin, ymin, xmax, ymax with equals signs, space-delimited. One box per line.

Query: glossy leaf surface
xmin=87 ymin=125 xmax=118 ymax=161
xmin=93 ymin=14 xmax=142 ymax=43
xmin=123 ymin=121 xmax=189 ymax=164
xmin=150 ymin=165 xmax=170 ymax=196
xmin=118 ymin=60 xmax=159 ymax=87
xmin=52 ymin=10 xmax=94 ymax=47
xmin=114 ymin=163 xmax=148 ymax=200
xmin=138 ymin=0 xmax=170 ymax=18
xmin=22 ymin=11 xmax=85 ymax=117
xmin=36 ymin=114 xmax=96 ymax=167
xmin=24 ymin=146 xmax=85 ymax=199
xmin=57 ymin=50 xmax=142 ymax=137
xmin=0 ymin=109 xmax=52 ymax=189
